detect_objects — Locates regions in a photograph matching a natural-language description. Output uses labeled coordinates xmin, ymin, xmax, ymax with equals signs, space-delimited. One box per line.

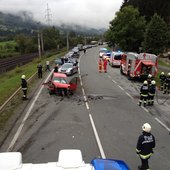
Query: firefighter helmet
xmin=148 ymin=74 xmax=152 ymax=78
xmin=21 ymin=75 xmax=26 ymax=79
xmin=151 ymin=80 xmax=156 ymax=85
xmin=168 ymin=73 xmax=170 ymax=76
xmin=142 ymin=123 xmax=151 ymax=133
xmin=143 ymin=80 xmax=148 ymax=85
xmin=161 ymin=72 xmax=164 ymax=75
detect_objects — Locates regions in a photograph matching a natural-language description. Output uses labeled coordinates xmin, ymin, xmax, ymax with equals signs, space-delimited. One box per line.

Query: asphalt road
xmin=1 ymin=47 xmax=170 ymax=169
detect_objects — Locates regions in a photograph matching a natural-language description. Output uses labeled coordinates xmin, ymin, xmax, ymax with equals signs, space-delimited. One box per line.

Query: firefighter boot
xmin=138 ymin=102 xmax=142 ymax=106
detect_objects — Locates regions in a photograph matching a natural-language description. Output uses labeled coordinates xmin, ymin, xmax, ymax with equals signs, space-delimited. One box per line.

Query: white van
xmin=110 ymin=51 xmax=124 ymax=67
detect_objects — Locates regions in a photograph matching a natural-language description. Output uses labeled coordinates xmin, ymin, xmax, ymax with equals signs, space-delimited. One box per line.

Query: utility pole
xmin=40 ymin=32 xmax=44 ymax=53
xmin=37 ymin=22 xmax=41 ymax=58
xmin=67 ymin=31 xmax=69 ymax=51
xmin=45 ymin=3 xmax=52 ymax=26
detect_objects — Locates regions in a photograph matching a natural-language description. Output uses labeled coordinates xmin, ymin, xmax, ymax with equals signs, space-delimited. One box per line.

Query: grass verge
xmin=0 ymin=50 xmax=66 ymax=132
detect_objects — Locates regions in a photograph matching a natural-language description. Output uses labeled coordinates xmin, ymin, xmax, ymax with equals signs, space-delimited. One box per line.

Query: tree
xmin=15 ymin=34 xmax=37 ymax=54
xmin=42 ymin=27 xmax=61 ymax=50
xmin=109 ymin=6 xmax=146 ymax=51
xmin=121 ymin=0 xmax=170 ymax=26
xmin=143 ymin=13 xmax=169 ymax=54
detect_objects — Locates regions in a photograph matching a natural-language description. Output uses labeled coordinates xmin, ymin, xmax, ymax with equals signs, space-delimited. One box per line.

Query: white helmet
xmin=161 ymin=72 xmax=164 ymax=75
xmin=151 ymin=80 xmax=156 ymax=85
xmin=148 ymin=74 xmax=152 ymax=78
xmin=142 ymin=123 xmax=151 ymax=133
xmin=143 ymin=80 xmax=148 ymax=85
xmin=168 ymin=73 xmax=170 ymax=76
xmin=21 ymin=75 xmax=26 ymax=79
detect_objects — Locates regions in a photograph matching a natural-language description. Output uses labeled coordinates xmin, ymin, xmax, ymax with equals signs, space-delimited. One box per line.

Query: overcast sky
xmin=0 ymin=0 xmax=124 ymax=28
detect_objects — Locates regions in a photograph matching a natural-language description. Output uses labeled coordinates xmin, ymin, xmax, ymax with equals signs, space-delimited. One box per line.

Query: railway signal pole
xmin=37 ymin=22 xmax=41 ymax=58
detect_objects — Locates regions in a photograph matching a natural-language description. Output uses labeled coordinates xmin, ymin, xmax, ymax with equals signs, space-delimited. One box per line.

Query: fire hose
xmin=155 ymin=88 xmax=170 ymax=105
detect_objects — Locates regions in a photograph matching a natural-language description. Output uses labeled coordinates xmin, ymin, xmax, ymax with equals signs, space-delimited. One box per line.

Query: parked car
xmin=99 ymin=48 xmax=108 ymax=58
xmin=58 ymin=63 xmax=78 ymax=76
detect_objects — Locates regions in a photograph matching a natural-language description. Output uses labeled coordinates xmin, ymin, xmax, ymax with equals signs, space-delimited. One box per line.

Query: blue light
xmin=91 ymin=158 xmax=130 ymax=170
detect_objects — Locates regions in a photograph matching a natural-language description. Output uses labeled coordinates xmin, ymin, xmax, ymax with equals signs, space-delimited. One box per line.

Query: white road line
xmin=80 ymin=80 xmax=83 ymax=86
xmin=126 ymin=92 xmax=133 ymax=100
xmin=7 ymin=71 xmax=53 ymax=151
xmin=118 ymin=85 xmax=124 ymax=91
xmin=89 ymin=114 xmax=106 ymax=159
xmin=155 ymin=117 xmax=170 ymax=132
xmin=107 ymin=75 xmax=111 ymax=79
xmin=112 ymin=79 xmax=117 ymax=84
xmin=84 ymin=96 xmax=87 ymax=102
xmin=82 ymin=88 xmax=85 ymax=96
xmin=85 ymin=102 xmax=89 ymax=110
xmin=141 ymin=106 xmax=149 ymax=113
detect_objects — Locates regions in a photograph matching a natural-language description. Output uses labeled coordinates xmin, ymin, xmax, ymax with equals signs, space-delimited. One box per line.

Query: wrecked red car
xmin=44 ymin=72 xmax=78 ymax=96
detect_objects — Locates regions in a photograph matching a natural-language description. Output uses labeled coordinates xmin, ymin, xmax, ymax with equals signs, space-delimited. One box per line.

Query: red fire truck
xmin=120 ymin=53 xmax=158 ymax=79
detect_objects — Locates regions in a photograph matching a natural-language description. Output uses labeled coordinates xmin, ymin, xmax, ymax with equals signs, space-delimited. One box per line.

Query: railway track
xmin=0 ymin=53 xmax=39 ymax=73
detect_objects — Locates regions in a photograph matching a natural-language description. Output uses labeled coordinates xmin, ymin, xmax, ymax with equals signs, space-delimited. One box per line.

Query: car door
xmin=69 ymin=77 xmax=78 ymax=91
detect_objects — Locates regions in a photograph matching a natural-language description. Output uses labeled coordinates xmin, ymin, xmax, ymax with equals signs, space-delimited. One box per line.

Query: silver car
xmin=58 ymin=63 xmax=78 ymax=76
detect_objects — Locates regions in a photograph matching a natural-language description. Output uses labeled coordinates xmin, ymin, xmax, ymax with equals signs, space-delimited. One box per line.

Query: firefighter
xmin=148 ymin=80 xmax=156 ymax=106
xmin=98 ymin=59 xmax=102 ymax=73
xmin=163 ymin=72 xmax=170 ymax=94
xmin=159 ymin=72 xmax=166 ymax=91
xmin=136 ymin=123 xmax=155 ymax=170
xmin=37 ymin=63 xmax=43 ymax=78
xmin=139 ymin=80 xmax=148 ymax=107
xmin=54 ymin=64 xmax=59 ymax=73
xmin=45 ymin=61 xmax=50 ymax=71
xmin=21 ymin=75 xmax=28 ymax=100
xmin=147 ymin=74 xmax=153 ymax=86
xmin=103 ymin=58 xmax=107 ymax=73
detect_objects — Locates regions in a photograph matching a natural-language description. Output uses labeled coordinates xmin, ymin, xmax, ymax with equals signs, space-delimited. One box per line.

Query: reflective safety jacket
xmin=136 ymin=131 xmax=155 ymax=159
xmin=140 ymin=84 xmax=148 ymax=97
xmin=148 ymin=84 xmax=156 ymax=96
xmin=159 ymin=74 xmax=166 ymax=82
xmin=165 ymin=76 xmax=170 ymax=85
xmin=21 ymin=79 xmax=27 ymax=90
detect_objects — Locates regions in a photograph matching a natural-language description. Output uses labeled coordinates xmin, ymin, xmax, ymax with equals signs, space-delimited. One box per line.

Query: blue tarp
xmin=91 ymin=158 xmax=130 ymax=170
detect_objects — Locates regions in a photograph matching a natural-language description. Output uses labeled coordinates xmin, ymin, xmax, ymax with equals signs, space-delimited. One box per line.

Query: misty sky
xmin=0 ymin=0 xmax=124 ymax=28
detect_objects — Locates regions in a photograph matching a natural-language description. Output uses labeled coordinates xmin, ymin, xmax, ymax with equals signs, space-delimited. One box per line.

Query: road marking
xmin=80 ymin=52 xmax=106 ymax=159
xmin=89 ymin=114 xmax=106 ymax=159
xmin=85 ymin=102 xmax=89 ymax=110
xmin=112 ymin=79 xmax=117 ymax=84
xmin=126 ymin=92 xmax=133 ymax=100
xmin=7 ymin=71 xmax=53 ymax=151
xmin=84 ymin=96 xmax=87 ymax=102
xmin=107 ymin=75 xmax=111 ymax=79
xmin=155 ymin=117 xmax=170 ymax=132
xmin=118 ymin=85 xmax=124 ymax=91
xmin=141 ymin=106 xmax=149 ymax=113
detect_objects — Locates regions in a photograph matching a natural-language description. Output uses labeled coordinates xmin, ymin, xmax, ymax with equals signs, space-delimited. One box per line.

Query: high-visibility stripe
xmin=136 ymin=149 xmax=141 ymax=153
xmin=139 ymin=153 xmax=152 ymax=159
xmin=141 ymin=94 xmax=148 ymax=97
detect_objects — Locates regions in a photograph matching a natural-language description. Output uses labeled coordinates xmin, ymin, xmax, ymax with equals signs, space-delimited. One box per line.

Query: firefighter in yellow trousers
xmin=98 ymin=59 xmax=102 ymax=73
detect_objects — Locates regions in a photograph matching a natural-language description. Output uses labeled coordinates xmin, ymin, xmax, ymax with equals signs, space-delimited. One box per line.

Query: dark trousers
xmin=22 ymin=90 xmax=27 ymax=99
xmin=139 ymin=95 xmax=148 ymax=106
xmin=140 ymin=157 xmax=150 ymax=170
xmin=45 ymin=65 xmax=50 ymax=71
xmin=38 ymin=71 xmax=42 ymax=78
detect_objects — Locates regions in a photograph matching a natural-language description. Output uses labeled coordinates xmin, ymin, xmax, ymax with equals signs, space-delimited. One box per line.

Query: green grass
xmin=0 ymin=51 xmax=66 ymax=132
xmin=0 ymin=51 xmax=66 ymax=106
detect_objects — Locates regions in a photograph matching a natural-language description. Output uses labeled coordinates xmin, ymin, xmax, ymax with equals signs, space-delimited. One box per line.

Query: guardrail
xmin=0 ymin=72 xmax=37 ymax=112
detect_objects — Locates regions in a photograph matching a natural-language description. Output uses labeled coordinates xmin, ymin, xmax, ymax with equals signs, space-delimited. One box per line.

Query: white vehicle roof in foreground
xmin=0 ymin=149 xmax=130 ymax=170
